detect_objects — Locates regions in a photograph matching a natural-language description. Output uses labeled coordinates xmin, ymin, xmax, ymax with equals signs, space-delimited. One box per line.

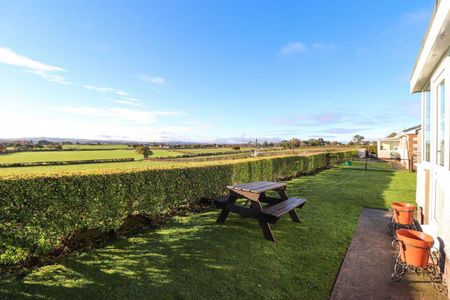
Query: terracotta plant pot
xmin=391 ymin=202 xmax=416 ymax=225
xmin=396 ymin=229 xmax=434 ymax=268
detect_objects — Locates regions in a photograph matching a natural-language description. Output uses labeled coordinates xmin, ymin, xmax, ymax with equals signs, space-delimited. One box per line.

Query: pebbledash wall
xmin=410 ymin=0 xmax=450 ymax=291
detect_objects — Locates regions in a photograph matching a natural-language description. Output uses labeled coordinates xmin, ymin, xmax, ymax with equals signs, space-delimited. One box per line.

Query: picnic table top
xmin=227 ymin=181 xmax=287 ymax=194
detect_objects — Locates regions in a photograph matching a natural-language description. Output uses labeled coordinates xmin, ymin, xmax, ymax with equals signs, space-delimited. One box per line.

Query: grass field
xmin=62 ymin=144 xmax=132 ymax=150
xmin=0 ymin=150 xmax=142 ymax=163
xmin=0 ymin=146 xmax=355 ymax=176
xmin=0 ymin=161 xmax=416 ymax=299
xmin=0 ymin=149 xmax=184 ymax=164
xmin=175 ymin=147 xmax=254 ymax=154
xmin=0 ymin=154 xmax=297 ymax=176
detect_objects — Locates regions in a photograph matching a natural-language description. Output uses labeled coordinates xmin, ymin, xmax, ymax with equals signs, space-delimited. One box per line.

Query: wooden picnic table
xmin=214 ymin=181 xmax=306 ymax=241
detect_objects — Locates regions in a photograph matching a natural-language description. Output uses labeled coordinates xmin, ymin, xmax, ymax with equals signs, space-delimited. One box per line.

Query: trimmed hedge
xmin=0 ymin=158 xmax=135 ymax=168
xmin=0 ymin=151 xmax=355 ymax=265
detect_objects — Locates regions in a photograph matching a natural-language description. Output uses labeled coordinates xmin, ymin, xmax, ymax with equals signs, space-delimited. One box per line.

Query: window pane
xmin=437 ymin=82 xmax=445 ymax=166
xmin=424 ymin=91 xmax=431 ymax=161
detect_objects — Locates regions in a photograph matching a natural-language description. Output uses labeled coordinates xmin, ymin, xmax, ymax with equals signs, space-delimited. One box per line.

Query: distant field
xmin=176 ymin=147 xmax=258 ymax=154
xmin=62 ymin=144 xmax=131 ymax=150
xmin=0 ymin=154 xmax=303 ymax=176
xmin=0 ymin=146 xmax=356 ymax=176
xmin=0 ymin=149 xmax=185 ymax=165
xmin=0 ymin=160 xmax=186 ymax=176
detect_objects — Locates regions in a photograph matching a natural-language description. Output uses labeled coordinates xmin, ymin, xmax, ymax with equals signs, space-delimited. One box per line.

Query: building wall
xmin=415 ymin=54 xmax=450 ymax=291
xmin=377 ymin=139 xmax=400 ymax=159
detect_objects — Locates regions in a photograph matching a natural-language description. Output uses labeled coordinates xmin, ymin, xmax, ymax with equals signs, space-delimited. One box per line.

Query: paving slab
xmin=330 ymin=208 xmax=447 ymax=300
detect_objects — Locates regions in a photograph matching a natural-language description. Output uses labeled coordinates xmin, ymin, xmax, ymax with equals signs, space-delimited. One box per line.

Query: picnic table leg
xmin=288 ymin=210 xmax=301 ymax=223
xmin=250 ymin=202 xmax=275 ymax=242
xmin=277 ymin=187 xmax=302 ymax=223
xmin=216 ymin=194 xmax=237 ymax=224
xmin=216 ymin=210 xmax=230 ymax=224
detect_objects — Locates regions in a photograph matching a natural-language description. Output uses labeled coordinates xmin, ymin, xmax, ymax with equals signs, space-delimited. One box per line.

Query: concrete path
xmin=330 ymin=208 xmax=446 ymax=300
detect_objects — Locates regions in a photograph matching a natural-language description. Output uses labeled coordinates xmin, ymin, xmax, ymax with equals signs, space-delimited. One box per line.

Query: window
xmin=423 ymin=91 xmax=431 ymax=162
xmin=436 ymin=81 xmax=445 ymax=166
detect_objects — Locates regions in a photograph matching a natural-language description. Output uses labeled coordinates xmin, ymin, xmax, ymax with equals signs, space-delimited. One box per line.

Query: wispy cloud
xmin=278 ymin=41 xmax=335 ymax=56
xmin=83 ymin=84 xmax=128 ymax=96
xmin=0 ymin=47 xmax=70 ymax=84
xmin=113 ymin=97 xmax=143 ymax=107
xmin=319 ymin=128 xmax=367 ymax=134
xmin=279 ymin=42 xmax=308 ymax=56
xmin=136 ymin=73 xmax=166 ymax=85
xmin=53 ymin=105 xmax=181 ymax=125
xmin=271 ymin=112 xmax=342 ymax=126
xmin=400 ymin=9 xmax=430 ymax=26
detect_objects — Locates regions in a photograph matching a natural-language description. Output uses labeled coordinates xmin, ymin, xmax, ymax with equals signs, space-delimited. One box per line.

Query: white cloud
xmin=136 ymin=74 xmax=166 ymax=85
xmin=113 ymin=97 xmax=142 ymax=106
xmin=115 ymin=90 xmax=128 ymax=96
xmin=311 ymin=42 xmax=335 ymax=52
xmin=83 ymin=84 xmax=128 ymax=96
xmin=53 ymin=105 xmax=181 ymax=125
xmin=278 ymin=41 xmax=335 ymax=56
xmin=83 ymin=85 xmax=115 ymax=93
xmin=279 ymin=42 xmax=308 ymax=56
xmin=0 ymin=47 xmax=70 ymax=84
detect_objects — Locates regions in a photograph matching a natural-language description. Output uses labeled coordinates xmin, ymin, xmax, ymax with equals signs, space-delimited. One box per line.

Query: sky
xmin=0 ymin=0 xmax=435 ymax=143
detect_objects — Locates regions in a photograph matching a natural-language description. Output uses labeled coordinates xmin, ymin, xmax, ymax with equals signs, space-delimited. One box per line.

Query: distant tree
xmin=232 ymin=146 xmax=241 ymax=151
xmin=38 ymin=140 xmax=52 ymax=145
xmin=262 ymin=141 xmax=269 ymax=148
xmin=136 ymin=146 xmax=153 ymax=159
xmin=352 ymin=135 xmax=365 ymax=145
xmin=279 ymin=140 xmax=290 ymax=149
xmin=307 ymin=139 xmax=319 ymax=146
xmin=386 ymin=132 xmax=397 ymax=138
xmin=0 ymin=144 xmax=5 ymax=153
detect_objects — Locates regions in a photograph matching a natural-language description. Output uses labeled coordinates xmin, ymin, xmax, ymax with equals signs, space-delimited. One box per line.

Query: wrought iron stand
xmin=391 ymin=240 xmax=448 ymax=296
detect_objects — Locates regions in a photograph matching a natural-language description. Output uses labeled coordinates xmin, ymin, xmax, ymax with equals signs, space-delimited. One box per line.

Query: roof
xmin=400 ymin=124 xmax=421 ymax=135
xmin=410 ymin=0 xmax=450 ymax=93
xmin=378 ymin=125 xmax=421 ymax=141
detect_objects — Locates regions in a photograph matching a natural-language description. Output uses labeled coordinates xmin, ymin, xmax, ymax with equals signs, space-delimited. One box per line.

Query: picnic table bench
xmin=214 ymin=181 xmax=307 ymax=241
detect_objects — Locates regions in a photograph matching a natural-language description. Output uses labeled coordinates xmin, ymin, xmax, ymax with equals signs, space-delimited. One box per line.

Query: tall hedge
xmin=0 ymin=151 xmax=355 ymax=265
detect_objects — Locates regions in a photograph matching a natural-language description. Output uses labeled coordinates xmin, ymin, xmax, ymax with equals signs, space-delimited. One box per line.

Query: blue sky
xmin=0 ymin=0 xmax=434 ymax=143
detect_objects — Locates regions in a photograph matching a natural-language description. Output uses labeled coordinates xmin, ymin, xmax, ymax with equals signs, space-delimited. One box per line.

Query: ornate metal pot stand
xmin=391 ymin=232 xmax=448 ymax=296
xmin=387 ymin=202 xmax=418 ymax=237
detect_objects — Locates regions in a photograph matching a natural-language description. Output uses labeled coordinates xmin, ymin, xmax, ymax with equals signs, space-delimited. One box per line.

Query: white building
xmin=398 ymin=125 xmax=421 ymax=171
xmin=410 ymin=0 xmax=450 ymax=286
xmin=377 ymin=137 xmax=400 ymax=159
xmin=376 ymin=125 xmax=421 ymax=171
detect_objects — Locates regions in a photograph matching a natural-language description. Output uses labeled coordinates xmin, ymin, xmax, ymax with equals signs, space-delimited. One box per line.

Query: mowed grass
xmin=0 ymin=161 xmax=416 ymax=299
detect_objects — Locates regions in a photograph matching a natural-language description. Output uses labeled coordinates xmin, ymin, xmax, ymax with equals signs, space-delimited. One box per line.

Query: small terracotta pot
xmin=391 ymin=202 xmax=416 ymax=225
xmin=396 ymin=229 xmax=434 ymax=268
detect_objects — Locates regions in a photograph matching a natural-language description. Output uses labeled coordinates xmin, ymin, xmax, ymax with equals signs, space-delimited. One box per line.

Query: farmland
xmin=0 ymin=144 xmax=355 ymax=177
xmin=62 ymin=144 xmax=132 ymax=150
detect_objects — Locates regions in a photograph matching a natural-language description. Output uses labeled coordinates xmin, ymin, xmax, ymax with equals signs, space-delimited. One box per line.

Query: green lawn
xmin=0 ymin=161 xmax=416 ymax=299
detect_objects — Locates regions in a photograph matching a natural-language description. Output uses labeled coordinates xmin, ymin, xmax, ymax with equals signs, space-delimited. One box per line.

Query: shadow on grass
xmin=0 ymin=162 xmax=415 ymax=300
